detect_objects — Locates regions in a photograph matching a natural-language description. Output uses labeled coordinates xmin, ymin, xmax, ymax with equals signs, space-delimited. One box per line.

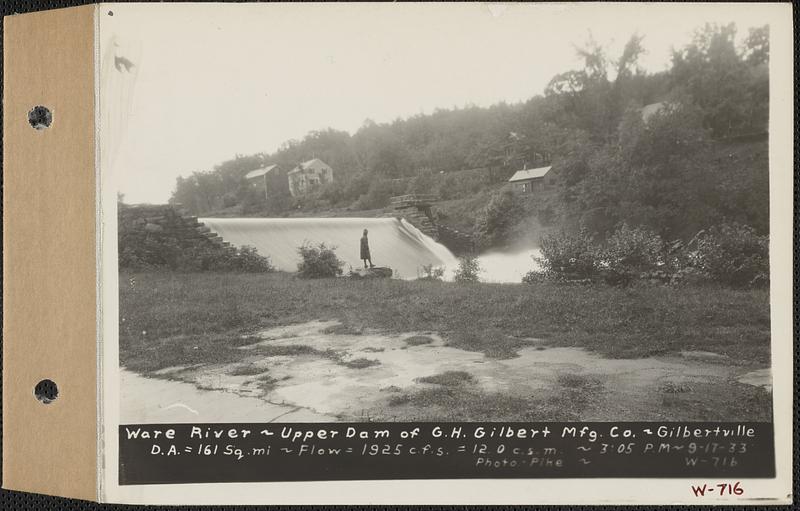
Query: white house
xmin=287 ymin=158 xmax=333 ymax=196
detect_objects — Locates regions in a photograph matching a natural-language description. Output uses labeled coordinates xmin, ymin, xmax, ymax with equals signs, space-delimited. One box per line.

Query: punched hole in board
xmin=28 ymin=106 xmax=52 ymax=130
xmin=34 ymin=379 xmax=58 ymax=404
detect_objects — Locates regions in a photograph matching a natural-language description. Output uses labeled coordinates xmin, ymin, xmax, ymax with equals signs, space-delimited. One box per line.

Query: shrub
xmin=178 ymin=244 xmax=274 ymax=273
xmin=118 ymin=233 xmax=274 ymax=273
xmin=119 ymin=234 xmax=182 ymax=270
xmin=225 ymin=245 xmax=275 ymax=272
xmin=692 ymin=223 xmax=769 ymax=287
xmin=535 ymin=228 xmax=598 ymax=280
xmin=453 ymin=254 xmax=481 ymax=283
xmin=297 ymin=242 xmax=344 ymax=278
xmin=521 ymin=269 xmax=549 ymax=284
xmin=417 ymin=264 xmax=445 ymax=281
xmin=600 ymin=224 xmax=666 ymax=285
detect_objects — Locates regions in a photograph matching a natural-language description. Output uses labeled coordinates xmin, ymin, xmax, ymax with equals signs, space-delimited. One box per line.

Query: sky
xmin=100 ymin=3 xmax=778 ymax=204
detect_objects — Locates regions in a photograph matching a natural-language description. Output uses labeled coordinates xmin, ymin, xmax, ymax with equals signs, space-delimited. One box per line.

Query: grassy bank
xmin=120 ymin=271 xmax=770 ymax=372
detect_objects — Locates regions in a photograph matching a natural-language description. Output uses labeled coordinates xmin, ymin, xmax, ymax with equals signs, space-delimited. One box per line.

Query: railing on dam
xmin=389 ymin=194 xmax=438 ymax=209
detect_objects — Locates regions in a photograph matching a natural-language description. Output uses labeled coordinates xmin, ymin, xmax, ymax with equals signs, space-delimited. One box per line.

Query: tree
xmin=453 ymin=254 xmax=481 ymax=283
xmin=743 ymin=25 xmax=769 ymax=66
xmin=670 ymin=23 xmax=767 ymax=137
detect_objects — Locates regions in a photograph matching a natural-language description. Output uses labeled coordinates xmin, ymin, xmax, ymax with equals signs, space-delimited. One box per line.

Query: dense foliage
xmin=600 ymin=224 xmax=667 ymax=285
xmin=119 ymin=236 xmax=274 ymax=273
xmin=296 ymin=242 xmax=344 ymax=278
xmin=692 ymin=223 xmax=769 ymax=287
xmin=528 ymin=222 xmax=768 ymax=288
xmin=532 ymin=228 xmax=598 ymax=281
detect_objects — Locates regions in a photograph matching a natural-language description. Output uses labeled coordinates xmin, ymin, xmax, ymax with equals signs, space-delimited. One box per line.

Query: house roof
xmin=508 ymin=166 xmax=551 ymax=182
xmin=245 ymin=164 xmax=278 ymax=179
xmin=288 ymin=158 xmax=331 ymax=175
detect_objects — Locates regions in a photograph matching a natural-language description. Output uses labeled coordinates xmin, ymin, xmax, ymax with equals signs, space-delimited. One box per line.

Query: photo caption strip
xmin=119 ymin=422 xmax=774 ymax=484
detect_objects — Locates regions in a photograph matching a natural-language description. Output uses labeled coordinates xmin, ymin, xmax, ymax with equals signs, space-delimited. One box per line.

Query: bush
xmin=297 ymin=242 xmax=344 ymax=278
xmin=600 ymin=224 xmax=666 ymax=284
xmin=225 ymin=246 xmax=275 ymax=272
xmin=535 ymin=228 xmax=598 ymax=280
xmin=453 ymin=254 xmax=481 ymax=283
xmin=521 ymin=269 xmax=549 ymax=284
xmin=417 ymin=264 xmax=445 ymax=281
xmin=692 ymin=223 xmax=769 ymax=287
xmin=119 ymin=233 xmax=274 ymax=273
xmin=178 ymin=244 xmax=275 ymax=272
xmin=530 ymin=223 xmax=769 ymax=288
xmin=119 ymin=234 xmax=182 ymax=270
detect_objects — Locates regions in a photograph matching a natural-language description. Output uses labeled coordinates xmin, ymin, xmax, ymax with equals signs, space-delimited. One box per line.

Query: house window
xmin=522 ymin=182 xmax=529 ymax=193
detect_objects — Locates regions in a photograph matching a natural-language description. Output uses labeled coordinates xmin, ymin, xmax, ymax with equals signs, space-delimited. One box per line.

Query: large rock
xmin=348 ymin=266 xmax=393 ymax=279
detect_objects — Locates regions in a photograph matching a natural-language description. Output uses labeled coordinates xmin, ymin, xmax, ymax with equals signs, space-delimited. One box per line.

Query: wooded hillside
xmin=168 ymin=23 xmax=769 ymax=247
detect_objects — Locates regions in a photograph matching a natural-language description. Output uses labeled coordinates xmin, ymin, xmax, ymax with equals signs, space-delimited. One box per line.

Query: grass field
xmin=120 ymin=271 xmax=770 ymax=366
xmin=119 ymin=271 xmax=772 ymax=421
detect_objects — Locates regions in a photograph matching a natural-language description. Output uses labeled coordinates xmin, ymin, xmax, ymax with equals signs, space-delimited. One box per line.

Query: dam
xmin=200 ymin=217 xmax=458 ymax=278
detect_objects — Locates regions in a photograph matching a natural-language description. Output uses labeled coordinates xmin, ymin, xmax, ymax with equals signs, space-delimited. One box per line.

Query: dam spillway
xmin=199 ymin=217 xmax=458 ymax=278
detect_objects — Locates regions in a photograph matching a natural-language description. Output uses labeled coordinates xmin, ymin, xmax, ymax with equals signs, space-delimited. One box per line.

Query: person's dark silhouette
xmin=360 ymin=229 xmax=374 ymax=268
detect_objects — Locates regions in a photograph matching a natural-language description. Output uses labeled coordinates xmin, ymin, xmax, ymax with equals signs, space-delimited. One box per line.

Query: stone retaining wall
xmin=118 ymin=203 xmax=233 ymax=253
xmin=388 ymin=197 xmax=474 ymax=255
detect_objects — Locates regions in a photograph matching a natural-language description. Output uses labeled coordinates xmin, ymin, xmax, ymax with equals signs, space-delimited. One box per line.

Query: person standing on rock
xmin=360 ymin=228 xmax=374 ymax=268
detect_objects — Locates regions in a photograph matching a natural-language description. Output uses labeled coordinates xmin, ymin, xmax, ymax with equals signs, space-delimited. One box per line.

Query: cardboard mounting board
xmin=3 ymin=5 xmax=97 ymax=501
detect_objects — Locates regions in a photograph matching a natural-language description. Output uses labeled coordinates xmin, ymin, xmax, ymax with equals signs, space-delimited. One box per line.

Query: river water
xmin=200 ymin=216 xmax=540 ymax=283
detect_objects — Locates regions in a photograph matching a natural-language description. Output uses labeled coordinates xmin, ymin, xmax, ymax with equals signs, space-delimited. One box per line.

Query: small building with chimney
xmin=508 ymin=165 xmax=554 ymax=193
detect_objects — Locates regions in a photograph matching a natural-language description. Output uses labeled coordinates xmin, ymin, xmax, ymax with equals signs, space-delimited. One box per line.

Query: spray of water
xmin=475 ymin=248 xmax=542 ymax=283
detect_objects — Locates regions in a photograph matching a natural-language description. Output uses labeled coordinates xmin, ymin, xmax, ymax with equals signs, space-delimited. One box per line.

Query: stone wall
xmin=388 ymin=195 xmax=474 ymax=255
xmin=118 ymin=203 xmax=233 ymax=254
xmin=436 ymin=224 xmax=474 ymax=255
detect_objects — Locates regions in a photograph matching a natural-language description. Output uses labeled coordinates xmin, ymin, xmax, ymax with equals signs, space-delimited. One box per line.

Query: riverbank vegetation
xmin=120 ymin=238 xmax=274 ymax=273
xmin=528 ymin=221 xmax=769 ymax=288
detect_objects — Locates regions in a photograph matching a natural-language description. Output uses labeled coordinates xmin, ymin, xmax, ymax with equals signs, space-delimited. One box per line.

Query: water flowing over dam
xmin=200 ymin=217 xmax=458 ymax=278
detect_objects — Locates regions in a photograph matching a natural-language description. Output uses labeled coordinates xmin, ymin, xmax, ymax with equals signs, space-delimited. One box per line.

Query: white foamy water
xmin=475 ymin=248 xmax=542 ymax=283
xmin=200 ymin=216 xmax=458 ymax=278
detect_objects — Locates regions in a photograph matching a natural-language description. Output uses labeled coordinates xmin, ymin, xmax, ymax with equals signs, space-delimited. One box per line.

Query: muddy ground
xmin=121 ymin=320 xmax=772 ymax=424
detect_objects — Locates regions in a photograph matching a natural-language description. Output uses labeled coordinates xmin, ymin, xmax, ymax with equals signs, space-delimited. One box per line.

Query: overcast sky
xmin=101 ymin=3 xmax=776 ymax=204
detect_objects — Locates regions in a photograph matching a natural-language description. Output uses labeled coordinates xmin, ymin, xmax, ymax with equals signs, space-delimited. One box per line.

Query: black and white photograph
xmin=95 ymin=2 xmax=793 ymax=502
xmin=112 ymin=3 xmax=776 ymax=425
